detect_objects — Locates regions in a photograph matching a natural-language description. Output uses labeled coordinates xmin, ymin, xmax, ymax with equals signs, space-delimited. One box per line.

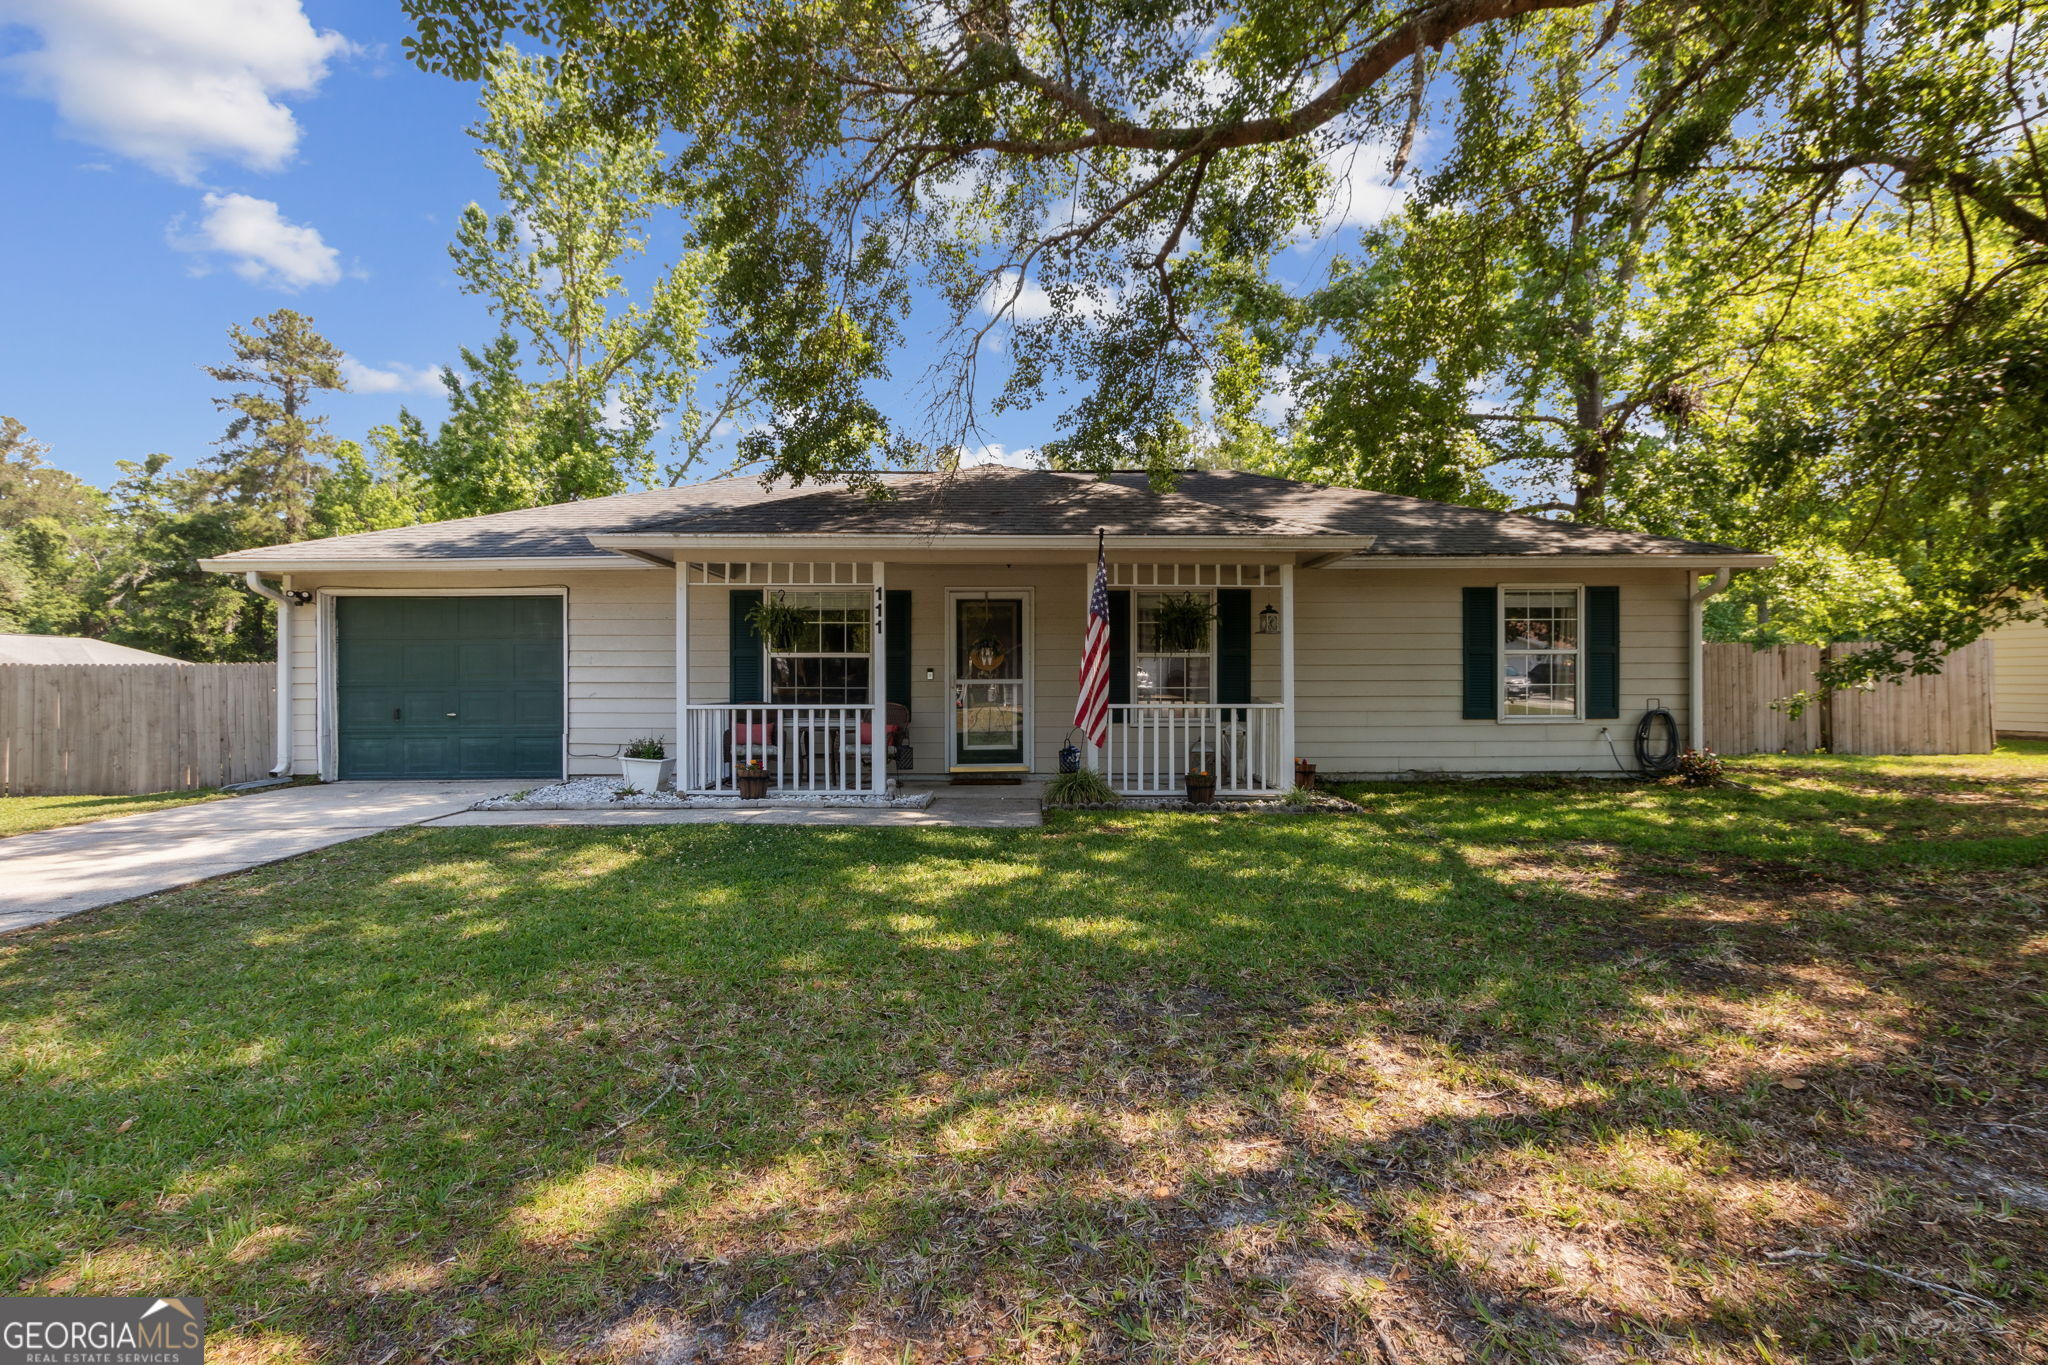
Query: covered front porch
xmin=665 ymin=557 xmax=1298 ymax=798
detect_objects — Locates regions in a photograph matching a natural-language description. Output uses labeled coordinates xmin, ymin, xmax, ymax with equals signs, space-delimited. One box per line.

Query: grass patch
xmin=0 ymin=787 xmax=230 ymax=837
xmin=0 ymin=749 xmax=2043 ymax=1362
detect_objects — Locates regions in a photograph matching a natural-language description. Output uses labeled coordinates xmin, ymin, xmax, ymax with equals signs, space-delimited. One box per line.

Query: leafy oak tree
xmin=402 ymin=0 xmax=2048 ymax=481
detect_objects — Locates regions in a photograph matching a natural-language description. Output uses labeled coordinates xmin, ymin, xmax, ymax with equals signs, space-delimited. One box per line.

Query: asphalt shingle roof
xmin=201 ymin=464 xmax=1760 ymax=566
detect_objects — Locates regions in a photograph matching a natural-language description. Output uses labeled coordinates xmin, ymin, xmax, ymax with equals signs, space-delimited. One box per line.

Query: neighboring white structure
xmin=200 ymin=467 xmax=1770 ymax=791
xmin=1991 ymin=614 xmax=2048 ymax=738
xmin=0 ymin=634 xmax=182 ymax=665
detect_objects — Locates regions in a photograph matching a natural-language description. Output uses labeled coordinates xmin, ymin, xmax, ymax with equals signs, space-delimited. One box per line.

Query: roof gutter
xmin=241 ymin=571 xmax=295 ymax=778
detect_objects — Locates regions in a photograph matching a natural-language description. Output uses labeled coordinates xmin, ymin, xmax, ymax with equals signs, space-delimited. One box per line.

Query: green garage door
xmin=336 ymin=596 xmax=563 ymax=780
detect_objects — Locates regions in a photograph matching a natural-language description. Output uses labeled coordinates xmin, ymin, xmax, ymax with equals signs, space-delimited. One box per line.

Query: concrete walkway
xmin=429 ymin=780 xmax=1045 ymax=831
xmin=0 ymin=781 xmax=505 ymax=934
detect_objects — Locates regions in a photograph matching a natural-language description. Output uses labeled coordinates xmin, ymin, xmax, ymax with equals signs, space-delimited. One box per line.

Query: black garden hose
xmin=1634 ymin=707 xmax=1681 ymax=773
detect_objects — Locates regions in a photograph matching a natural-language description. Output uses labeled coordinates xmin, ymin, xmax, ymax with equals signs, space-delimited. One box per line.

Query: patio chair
xmin=722 ymin=715 xmax=782 ymax=787
xmin=840 ymin=702 xmax=911 ymax=783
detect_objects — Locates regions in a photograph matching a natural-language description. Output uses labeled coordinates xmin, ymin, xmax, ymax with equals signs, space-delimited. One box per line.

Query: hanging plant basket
xmin=1151 ymin=593 xmax=1217 ymax=653
xmin=746 ymin=592 xmax=809 ymax=652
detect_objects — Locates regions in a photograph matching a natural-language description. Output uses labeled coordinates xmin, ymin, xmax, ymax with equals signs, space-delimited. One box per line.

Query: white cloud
xmin=978 ymin=270 xmax=1058 ymax=322
xmin=957 ymin=443 xmax=1040 ymax=469
xmin=341 ymin=357 xmax=442 ymax=395
xmin=1301 ymin=138 xmax=1410 ymax=244
xmin=0 ymin=0 xmax=351 ymax=182
xmin=170 ymin=192 xmax=341 ymax=290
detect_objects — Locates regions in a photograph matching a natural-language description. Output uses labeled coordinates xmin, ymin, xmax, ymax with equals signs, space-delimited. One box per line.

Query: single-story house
xmin=1990 ymin=612 xmax=2048 ymax=739
xmin=198 ymin=467 xmax=1770 ymax=794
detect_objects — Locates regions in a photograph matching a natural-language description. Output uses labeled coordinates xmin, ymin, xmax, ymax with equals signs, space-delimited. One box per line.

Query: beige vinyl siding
xmin=1296 ymin=566 xmax=1693 ymax=777
xmin=1991 ymin=615 xmax=2048 ymax=737
xmin=284 ymin=569 xmax=672 ymax=778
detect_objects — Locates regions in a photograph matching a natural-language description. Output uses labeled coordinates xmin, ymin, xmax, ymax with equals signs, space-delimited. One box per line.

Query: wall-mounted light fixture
xmin=1257 ymin=603 xmax=1281 ymax=635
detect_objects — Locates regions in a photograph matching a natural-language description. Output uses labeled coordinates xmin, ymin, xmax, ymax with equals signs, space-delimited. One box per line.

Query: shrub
xmin=1676 ymin=747 xmax=1724 ymax=786
xmin=1044 ymin=767 xmax=1117 ymax=807
xmin=1282 ymin=784 xmax=1320 ymax=808
xmin=622 ymin=736 xmax=667 ymax=760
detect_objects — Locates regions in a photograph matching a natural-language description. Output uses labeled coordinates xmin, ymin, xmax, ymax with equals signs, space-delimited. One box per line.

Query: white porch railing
xmin=679 ymin=704 xmax=883 ymax=794
xmin=1103 ymin=703 xmax=1285 ymax=796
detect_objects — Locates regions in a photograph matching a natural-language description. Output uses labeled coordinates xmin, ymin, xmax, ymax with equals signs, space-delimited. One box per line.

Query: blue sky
xmin=0 ymin=0 xmax=1398 ymax=494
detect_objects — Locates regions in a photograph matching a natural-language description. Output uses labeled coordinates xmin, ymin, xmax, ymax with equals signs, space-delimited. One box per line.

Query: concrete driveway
xmin=0 ymin=782 xmax=505 ymax=934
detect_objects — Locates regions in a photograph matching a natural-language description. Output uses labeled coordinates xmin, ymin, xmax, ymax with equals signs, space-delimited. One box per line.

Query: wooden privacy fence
xmin=0 ymin=663 xmax=276 ymax=795
xmin=1704 ymin=640 xmax=1994 ymax=756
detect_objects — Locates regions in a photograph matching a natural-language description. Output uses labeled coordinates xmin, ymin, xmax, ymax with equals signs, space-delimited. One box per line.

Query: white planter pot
xmin=619 ymin=756 xmax=673 ymax=792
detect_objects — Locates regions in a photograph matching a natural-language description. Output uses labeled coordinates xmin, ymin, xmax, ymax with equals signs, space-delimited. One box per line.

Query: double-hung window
xmin=767 ymin=592 xmax=872 ymax=705
xmin=1134 ymin=591 xmax=1214 ymax=703
xmin=1501 ymin=588 xmax=1581 ymax=719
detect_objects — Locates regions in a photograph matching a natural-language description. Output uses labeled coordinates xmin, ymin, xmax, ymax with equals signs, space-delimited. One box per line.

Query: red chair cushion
xmin=734 ymin=722 xmax=775 ymax=745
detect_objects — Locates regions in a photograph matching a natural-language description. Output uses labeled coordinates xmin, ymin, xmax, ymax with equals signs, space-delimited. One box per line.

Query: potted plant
xmin=1293 ymin=758 xmax=1317 ymax=789
xmin=1184 ymin=767 xmax=1215 ymax=805
xmin=619 ymin=736 xmax=672 ymax=792
xmin=734 ymin=758 xmax=770 ymax=800
xmin=1150 ymin=593 xmax=1217 ymax=653
xmin=745 ymin=592 xmax=810 ymax=651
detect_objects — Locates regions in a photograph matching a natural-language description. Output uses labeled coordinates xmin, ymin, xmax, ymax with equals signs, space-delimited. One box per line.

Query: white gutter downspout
xmin=243 ymin=571 xmax=295 ymax=777
xmin=1690 ymin=567 xmax=1734 ymax=752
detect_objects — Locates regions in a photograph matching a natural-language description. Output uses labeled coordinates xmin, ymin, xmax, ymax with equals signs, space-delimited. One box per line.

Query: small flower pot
xmin=620 ymin=756 xmax=673 ymax=792
xmin=1185 ymin=780 xmax=1216 ymax=806
xmin=735 ymin=772 xmax=770 ymax=800
xmin=1293 ymin=760 xmax=1317 ymax=788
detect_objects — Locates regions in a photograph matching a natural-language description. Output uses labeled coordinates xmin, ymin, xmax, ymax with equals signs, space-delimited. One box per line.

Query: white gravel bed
xmin=472 ymin=776 xmax=930 ymax=811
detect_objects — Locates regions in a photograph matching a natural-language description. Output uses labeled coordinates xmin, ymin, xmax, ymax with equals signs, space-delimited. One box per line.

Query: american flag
xmin=1075 ymin=532 xmax=1112 ymax=748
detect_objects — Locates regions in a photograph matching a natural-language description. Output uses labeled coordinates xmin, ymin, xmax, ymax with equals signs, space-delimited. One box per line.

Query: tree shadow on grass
xmin=0 ymin=793 xmax=2042 ymax=1363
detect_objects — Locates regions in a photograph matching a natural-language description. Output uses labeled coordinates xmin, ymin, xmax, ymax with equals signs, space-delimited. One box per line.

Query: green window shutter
xmin=885 ymin=589 xmax=912 ymax=710
xmin=1216 ymin=589 xmax=1251 ymax=712
xmin=1586 ymin=585 xmax=1620 ymax=719
xmin=729 ymin=589 xmax=764 ymax=704
xmin=1107 ymin=589 xmax=1132 ymax=707
xmin=1462 ymin=586 xmax=1498 ymax=720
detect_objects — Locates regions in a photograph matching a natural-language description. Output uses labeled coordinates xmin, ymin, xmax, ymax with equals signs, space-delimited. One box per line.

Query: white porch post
xmin=674 ymin=559 xmax=690 ymax=790
xmin=1279 ymin=561 xmax=1296 ymax=786
xmin=871 ymin=561 xmax=887 ymax=794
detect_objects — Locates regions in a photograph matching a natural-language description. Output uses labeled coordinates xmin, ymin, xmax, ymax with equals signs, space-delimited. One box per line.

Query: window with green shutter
xmin=1461 ymin=586 xmax=1498 ymax=719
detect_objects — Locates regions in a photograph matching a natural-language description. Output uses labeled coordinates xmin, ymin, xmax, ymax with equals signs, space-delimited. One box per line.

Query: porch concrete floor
xmin=427 ymin=779 xmax=1045 ymax=830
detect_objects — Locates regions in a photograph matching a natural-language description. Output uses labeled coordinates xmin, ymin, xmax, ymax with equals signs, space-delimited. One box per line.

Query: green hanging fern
xmin=746 ymin=592 xmax=810 ymax=651
xmin=1150 ymin=593 xmax=1216 ymax=652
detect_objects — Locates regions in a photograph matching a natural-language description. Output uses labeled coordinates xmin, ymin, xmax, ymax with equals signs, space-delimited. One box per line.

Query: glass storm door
xmin=952 ymin=595 xmax=1027 ymax=767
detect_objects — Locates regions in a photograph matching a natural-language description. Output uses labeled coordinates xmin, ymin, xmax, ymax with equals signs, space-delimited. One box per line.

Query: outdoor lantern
xmin=1257 ymin=603 xmax=1281 ymax=635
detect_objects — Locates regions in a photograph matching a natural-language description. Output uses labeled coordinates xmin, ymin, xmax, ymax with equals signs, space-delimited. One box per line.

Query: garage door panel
xmin=402 ymin=598 xmax=463 ymax=635
xmin=511 ymin=687 xmax=561 ymax=727
xmin=337 ymin=596 xmax=564 ymax=780
xmin=459 ymin=688 xmax=513 ymax=727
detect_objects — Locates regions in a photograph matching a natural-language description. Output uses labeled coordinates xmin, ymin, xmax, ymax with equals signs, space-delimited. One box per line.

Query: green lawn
xmin=0 ymin=787 xmax=230 ymax=836
xmin=1 ymin=747 xmax=2043 ymax=1363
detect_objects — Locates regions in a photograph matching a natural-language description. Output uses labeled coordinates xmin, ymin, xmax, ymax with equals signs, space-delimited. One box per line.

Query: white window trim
xmin=762 ymin=589 xmax=875 ymax=705
xmin=1497 ymin=583 xmax=1585 ymax=724
xmin=1134 ymin=588 xmax=1219 ymax=704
